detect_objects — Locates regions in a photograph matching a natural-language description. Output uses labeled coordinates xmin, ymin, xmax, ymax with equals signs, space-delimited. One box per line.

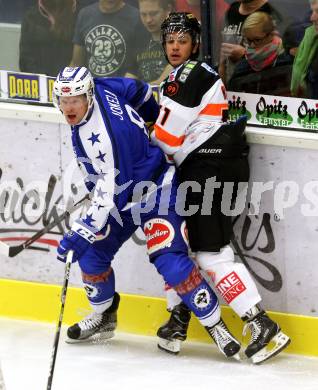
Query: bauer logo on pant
xmin=216 ymin=271 xmax=246 ymax=304
xmin=191 ymin=287 xmax=212 ymax=310
xmin=144 ymin=218 xmax=175 ymax=255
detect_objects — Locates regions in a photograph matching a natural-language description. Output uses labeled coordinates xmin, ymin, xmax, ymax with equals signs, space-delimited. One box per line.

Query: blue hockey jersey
xmin=70 ymin=77 xmax=165 ymax=234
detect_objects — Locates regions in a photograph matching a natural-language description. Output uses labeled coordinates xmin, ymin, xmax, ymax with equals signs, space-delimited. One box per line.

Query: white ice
xmin=0 ymin=317 xmax=317 ymax=390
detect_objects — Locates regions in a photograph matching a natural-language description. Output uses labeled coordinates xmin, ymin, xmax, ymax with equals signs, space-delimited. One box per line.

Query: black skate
xmin=66 ymin=292 xmax=120 ymax=343
xmin=157 ymin=303 xmax=191 ymax=354
xmin=205 ymin=319 xmax=241 ymax=360
xmin=243 ymin=310 xmax=291 ymax=364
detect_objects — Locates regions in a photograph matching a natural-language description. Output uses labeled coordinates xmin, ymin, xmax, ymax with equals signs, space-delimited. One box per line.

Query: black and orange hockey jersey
xmin=151 ymin=60 xmax=228 ymax=166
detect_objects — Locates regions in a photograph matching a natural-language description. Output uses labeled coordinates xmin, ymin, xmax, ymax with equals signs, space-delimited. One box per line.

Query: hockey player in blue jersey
xmin=53 ymin=66 xmax=242 ymax=358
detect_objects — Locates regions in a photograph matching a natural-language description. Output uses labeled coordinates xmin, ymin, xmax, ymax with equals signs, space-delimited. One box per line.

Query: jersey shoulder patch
xmin=162 ymin=61 xmax=220 ymax=107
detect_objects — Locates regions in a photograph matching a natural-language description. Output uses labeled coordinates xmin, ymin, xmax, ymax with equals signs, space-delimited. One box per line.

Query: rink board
xmin=1 ymin=101 xmax=318 ymax=359
xmin=0 ymin=278 xmax=317 ymax=357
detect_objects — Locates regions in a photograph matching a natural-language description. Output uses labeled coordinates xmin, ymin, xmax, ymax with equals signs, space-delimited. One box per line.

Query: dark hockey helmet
xmin=160 ymin=12 xmax=201 ymax=59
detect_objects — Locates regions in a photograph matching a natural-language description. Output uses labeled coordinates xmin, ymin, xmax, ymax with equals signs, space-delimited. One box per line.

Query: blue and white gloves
xmin=57 ymin=222 xmax=96 ymax=263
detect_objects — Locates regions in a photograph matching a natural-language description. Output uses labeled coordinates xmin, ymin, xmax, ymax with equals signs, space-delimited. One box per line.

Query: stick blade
xmin=8 ymin=245 xmax=25 ymax=258
xmin=0 ymin=241 xmax=24 ymax=258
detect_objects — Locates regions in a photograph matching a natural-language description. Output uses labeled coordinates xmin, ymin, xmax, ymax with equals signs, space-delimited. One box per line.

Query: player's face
xmin=164 ymin=32 xmax=198 ymax=67
xmin=59 ymin=95 xmax=88 ymax=125
xmin=139 ymin=1 xmax=169 ymax=35
xmin=310 ymin=2 xmax=318 ymax=33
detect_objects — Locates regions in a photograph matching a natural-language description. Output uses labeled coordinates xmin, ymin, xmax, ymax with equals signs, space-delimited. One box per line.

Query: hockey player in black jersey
xmin=151 ymin=12 xmax=291 ymax=364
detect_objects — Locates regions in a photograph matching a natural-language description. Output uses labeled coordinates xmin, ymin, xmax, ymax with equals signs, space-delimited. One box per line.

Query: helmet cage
xmin=161 ymin=12 xmax=201 ymax=60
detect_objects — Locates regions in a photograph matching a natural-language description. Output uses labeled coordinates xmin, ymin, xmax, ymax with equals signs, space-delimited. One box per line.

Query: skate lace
xmin=78 ymin=312 xmax=102 ymax=331
xmin=212 ymin=322 xmax=234 ymax=349
xmin=243 ymin=319 xmax=261 ymax=342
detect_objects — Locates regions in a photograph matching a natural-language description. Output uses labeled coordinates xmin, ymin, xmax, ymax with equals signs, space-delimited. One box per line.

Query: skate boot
xmin=66 ymin=292 xmax=120 ymax=343
xmin=157 ymin=302 xmax=191 ymax=354
xmin=243 ymin=308 xmax=291 ymax=364
xmin=205 ymin=318 xmax=241 ymax=360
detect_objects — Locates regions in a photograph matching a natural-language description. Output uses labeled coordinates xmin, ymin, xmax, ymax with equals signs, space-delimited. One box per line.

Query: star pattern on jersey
xmin=88 ymin=132 xmax=101 ymax=146
xmin=98 ymin=171 xmax=107 ymax=181
xmin=96 ymin=187 xmax=107 ymax=199
xmin=82 ymin=212 xmax=96 ymax=228
xmin=96 ymin=150 xmax=106 ymax=162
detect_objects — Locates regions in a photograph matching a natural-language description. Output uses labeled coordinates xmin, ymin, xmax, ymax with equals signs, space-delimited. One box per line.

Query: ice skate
xmin=66 ymin=292 xmax=120 ymax=343
xmin=243 ymin=310 xmax=291 ymax=364
xmin=205 ymin=319 xmax=241 ymax=360
xmin=157 ymin=302 xmax=191 ymax=354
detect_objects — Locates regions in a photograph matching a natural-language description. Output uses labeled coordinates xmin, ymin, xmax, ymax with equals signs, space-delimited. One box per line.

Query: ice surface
xmin=0 ymin=318 xmax=317 ymax=390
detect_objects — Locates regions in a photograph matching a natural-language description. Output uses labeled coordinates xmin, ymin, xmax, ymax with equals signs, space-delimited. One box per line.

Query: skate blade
xmin=157 ymin=338 xmax=181 ymax=354
xmin=250 ymin=331 xmax=291 ymax=364
xmin=65 ymin=330 xmax=115 ymax=344
xmin=232 ymin=352 xmax=241 ymax=361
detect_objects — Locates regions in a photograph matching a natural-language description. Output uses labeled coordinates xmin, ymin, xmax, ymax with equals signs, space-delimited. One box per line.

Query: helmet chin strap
xmin=77 ymin=95 xmax=94 ymax=126
xmin=78 ymin=104 xmax=94 ymax=126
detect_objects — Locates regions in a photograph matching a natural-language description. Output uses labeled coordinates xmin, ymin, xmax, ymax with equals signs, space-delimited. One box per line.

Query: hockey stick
xmin=0 ymin=195 xmax=88 ymax=258
xmin=46 ymin=250 xmax=73 ymax=390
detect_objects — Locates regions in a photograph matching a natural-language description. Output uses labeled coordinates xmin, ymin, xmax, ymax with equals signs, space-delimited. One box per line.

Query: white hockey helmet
xmin=53 ymin=66 xmax=95 ymax=114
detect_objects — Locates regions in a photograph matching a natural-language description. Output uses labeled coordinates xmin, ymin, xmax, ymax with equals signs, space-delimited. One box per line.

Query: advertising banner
xmin=1 ymin=70 xmax=318 ymax=131
xmin=228 ymin=92 xmax=318 ymax=131
xmin=0 ymin=70 xmax=158 ymax=105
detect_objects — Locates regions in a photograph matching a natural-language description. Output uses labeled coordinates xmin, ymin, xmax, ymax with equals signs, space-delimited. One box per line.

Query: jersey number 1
xmin=158 ymin=106 xmax=171 ymax=126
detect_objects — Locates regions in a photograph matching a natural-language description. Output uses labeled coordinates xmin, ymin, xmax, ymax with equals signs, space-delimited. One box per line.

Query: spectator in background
xmin=125 ymin=0 xmax=174 ymax=84
xmin=70 ymin=0 xmax=147 ymax=77
xmin=291 ymin=0 xmax=318 ymax=99
xmin=19 ymin=0 xmax=77 ymax=76
xmin=219 ymin=0 xmax=282 ymax=85
xmin=227 ymin=12 xmax=293 ymax=95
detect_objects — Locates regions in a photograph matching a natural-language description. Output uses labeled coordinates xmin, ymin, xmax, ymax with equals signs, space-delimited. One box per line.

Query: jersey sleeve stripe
xmin=154 ymin=124 xmax=185 ymax=147
xmin=199 ymin=103 xmax=228 ymax=117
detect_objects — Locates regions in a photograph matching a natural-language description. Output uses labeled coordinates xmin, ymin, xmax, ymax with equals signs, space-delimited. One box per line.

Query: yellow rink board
xmin=0 ymin=278 xmax=317 ymax=357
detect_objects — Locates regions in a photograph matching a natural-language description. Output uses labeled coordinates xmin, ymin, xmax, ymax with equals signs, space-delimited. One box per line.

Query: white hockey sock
xmin=196 ymin=246 xmax=261 ymax=318
xmin=90 ymin=295 xmax=114 ymax=314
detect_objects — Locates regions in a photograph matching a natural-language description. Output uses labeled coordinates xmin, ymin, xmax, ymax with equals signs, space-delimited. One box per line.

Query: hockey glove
xmin=57 ymin=222 xmax=96 ymax=263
